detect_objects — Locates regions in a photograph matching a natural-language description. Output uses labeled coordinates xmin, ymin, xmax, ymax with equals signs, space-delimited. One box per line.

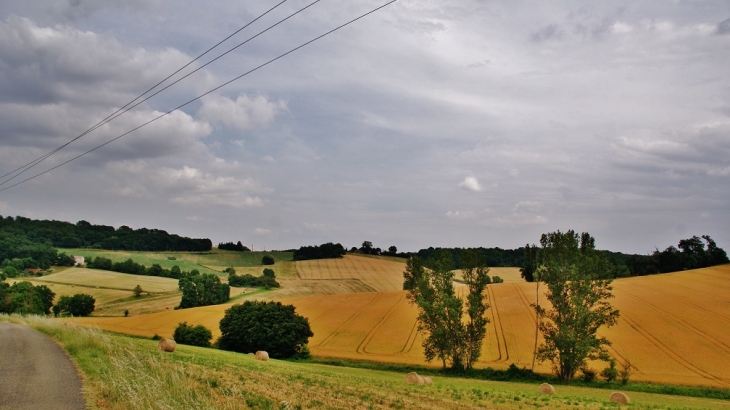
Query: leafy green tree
xmin=460 ymin=250 xmax=492 ymax=370
xmin=262 ymin=268 xmax=275 ymax=279
xmin=261 ymin=255 xmax=275 ymax=265
xmin=520 ymin=244 xmax=539 ymax=282
xmin=0 ymin=282 xmax=10 ymax=313
xmin=217 ymin=301 xmax=313 ymax=359
xmin=133 ymin=285 xmax=143 ymax=298
xmin=404 ymin=252 xmax=491 ymax=370
xmin=601 ymin=359 xmax=619 ymax=382
xmin=178 ymin=272 xmax=230 ymax=309
xmin=55 ymin=294 xmax=95 ymax=316
xmin=3 ymin=265 xmax=19 ymax=278
xmin=534 ymin=230 xmax=620 ymax=381
xmin=7 ymin=281 xmax=55 ymax=315
xmin=173 ymin=322 xmax=213 ymax=347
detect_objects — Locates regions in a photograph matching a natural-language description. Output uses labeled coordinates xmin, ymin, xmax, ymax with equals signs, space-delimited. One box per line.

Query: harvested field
xmin=294 ymin=254 xmax=404 ymax=292
xmin=6 ymin=279 xmax=131 ymax=306
xmin=70 ymin=264 xmax=730 ymax=387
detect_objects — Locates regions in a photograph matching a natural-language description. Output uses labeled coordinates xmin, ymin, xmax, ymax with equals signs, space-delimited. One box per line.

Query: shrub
xmin=124 ymin=309 xmax=129 ymax=317
xmin=133 ymin=285 xmax=143 ymax=297
xmin=218 ymin=301 xmax=313 ymax=359
xmin=491 ymin=276 xmax=504 ymax=283
xmin=580 ymin=367 xmax=597 ymax=382
xmin=620 ymin=360 xmax=634 ymax=385
xmin=173 ymin=322 xmax=213 ymax=347
xmin=262 ymin=268 xmax=275 ymax=279
xmin=601 ymin=359 xmax=619 ymax=382
xmin=261 ymin=255 xmax=275 ymax=265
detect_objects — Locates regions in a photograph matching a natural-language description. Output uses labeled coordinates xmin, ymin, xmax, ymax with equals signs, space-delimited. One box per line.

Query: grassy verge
xmin=305 ymin=357 xmax=730 ymax=401
xmin=2 ymin=314 xmax=729 ymax=409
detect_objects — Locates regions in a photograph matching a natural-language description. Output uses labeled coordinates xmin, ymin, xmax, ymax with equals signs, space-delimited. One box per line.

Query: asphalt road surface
xmin=0 ymin=322 xmax=86 ymax=410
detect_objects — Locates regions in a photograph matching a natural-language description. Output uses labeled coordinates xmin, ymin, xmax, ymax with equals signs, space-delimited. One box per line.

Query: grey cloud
xmin=717 ymin=17 xmax=730 ymax=34
xmin=530 ymin=24 xmax=563 ymax=42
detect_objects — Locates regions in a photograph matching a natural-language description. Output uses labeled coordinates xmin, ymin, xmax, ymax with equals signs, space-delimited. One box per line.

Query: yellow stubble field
xmin=69 ymin=261 xmax=730 ymax=387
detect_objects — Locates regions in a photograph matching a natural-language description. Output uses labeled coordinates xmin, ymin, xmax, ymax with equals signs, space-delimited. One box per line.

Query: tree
xmin=388 ymin=246 xmax=398 ymax=255
xmin=520 ymin=244 xmax=539 ymax=282
xmin=534 ymin=230 xmax=620 ymax=381
xmin=404 ymin=252 xmax=491 ymax=370
xmin=460 ymin=250 xmax=491 ymax=370
xmin=3 ymin=265 xmax=19 ymax=278
xmin=55 ymin=294 xmax=96 ymax=316
xmin=261 ymin=255 xmax=275 ymax=265
xmin=217 ymin=301 xmax=313 ymax=359
xmin=6 ymin=281 xmax=55 ymax=315
xmin=262 ymin=268 xmax=275 ymax=279
xmin=173 ymin=322 xmax=213 ymax=347
xmin=133 ymin=285 xmax=143 ymax=298
xmin=178 ymin=272 xmax=230 ymax=309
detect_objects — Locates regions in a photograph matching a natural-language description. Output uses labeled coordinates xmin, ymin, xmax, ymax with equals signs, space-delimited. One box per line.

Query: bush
xmin=580 ymin=367 xmax=597 ymax=382
xmin=173 ymin=322 xmax=213 ymax=347
xmin=261 ymin=255 xmax=275 ymax=265
xmin=262 ymin=268 xmax=275 ymax=279
xmin=491 ymin=275 xmax=504 ymax=284
xmin=620 ymin=360 xmax=634 ymax=385
xmin=601 ymin=359 xmax=619 ymax=382
xmin=217 ymin=301 xmax=313 ymax=359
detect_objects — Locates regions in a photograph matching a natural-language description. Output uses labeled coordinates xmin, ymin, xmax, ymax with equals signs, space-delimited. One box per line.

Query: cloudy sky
xmin=1 ymin=0 xmax=729 ymax=254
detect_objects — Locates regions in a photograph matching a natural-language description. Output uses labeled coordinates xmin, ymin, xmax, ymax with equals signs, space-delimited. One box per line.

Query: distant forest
xmin=0 ymin=216 xmax=212 ymax=256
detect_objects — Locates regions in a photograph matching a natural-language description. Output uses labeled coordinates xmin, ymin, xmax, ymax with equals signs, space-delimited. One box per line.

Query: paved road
xmin=0 ymin=323 xmax=86 ymax=410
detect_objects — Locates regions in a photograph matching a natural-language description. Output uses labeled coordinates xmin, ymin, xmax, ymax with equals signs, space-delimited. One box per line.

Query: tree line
xmin=217 ymin=241 xmax=250 ymax=252
xmin=521 ymin=234 xmax=728 ymax=282
xmin=293 ymin=242 xmax=346 ymax=260
xmin=0 ymin=215 xmax=212 ymax=252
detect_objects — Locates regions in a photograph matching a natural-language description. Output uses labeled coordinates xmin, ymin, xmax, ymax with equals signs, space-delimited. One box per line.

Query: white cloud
xmin=197 ymin=93 xmax=286 ymax=130
xmin=457 ymin=176 xmax=482 ymax=192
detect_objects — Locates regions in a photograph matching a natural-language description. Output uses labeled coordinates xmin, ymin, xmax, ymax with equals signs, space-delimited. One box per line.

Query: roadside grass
xmin=2 ymin=315 xmax=730 ymax=410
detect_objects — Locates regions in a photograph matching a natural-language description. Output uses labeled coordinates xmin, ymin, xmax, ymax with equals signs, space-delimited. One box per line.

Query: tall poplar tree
xmin=534 ymin=230 xmax=620 ymax=381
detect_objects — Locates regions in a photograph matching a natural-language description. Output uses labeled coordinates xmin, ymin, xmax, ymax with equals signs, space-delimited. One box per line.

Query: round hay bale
xmin=255 ymin=351 xmax=269 ymax=361
xmin=609 ymin=392 xmax=630 ymax=404
xmin=422 ymin=376 xmax=432 ymax=385
xmin=404 ymin=372 xmax=425 ymax=384
xmin=539 ymin=383 xmax=555 ymax=394
xmin=158 ymin=338 xmax=176 ymax=352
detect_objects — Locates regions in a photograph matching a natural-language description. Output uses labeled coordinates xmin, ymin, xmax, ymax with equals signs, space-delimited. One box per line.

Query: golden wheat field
xmin=69 ymin=261 xmax=730 ymax=387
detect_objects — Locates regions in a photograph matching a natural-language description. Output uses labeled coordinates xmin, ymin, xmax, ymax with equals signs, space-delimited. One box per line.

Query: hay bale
xmin=422 ymin=376 xmax=432 ymax=385
xmin=609 ymin=392 xmax=630 ymax=404
xmin=255 ymin=351 xmax=269 ymax=361
xmin=539 ymin=383 xmax=555 ymax=394
xmin=158 ymin=338 xmax=176 ymax=352
xmin=404 ymin=372 xmax=425 ymax=384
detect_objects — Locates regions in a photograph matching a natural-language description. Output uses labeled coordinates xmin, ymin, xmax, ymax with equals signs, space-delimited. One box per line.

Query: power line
xmin=0 ymin=0 xmax=290 ymax=187
xmin=0 ymin=0 xmax=397 ymax=194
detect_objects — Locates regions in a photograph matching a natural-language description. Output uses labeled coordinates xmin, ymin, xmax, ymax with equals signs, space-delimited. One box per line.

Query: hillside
xmin=68 ymin=263 xmax=730 ymax=387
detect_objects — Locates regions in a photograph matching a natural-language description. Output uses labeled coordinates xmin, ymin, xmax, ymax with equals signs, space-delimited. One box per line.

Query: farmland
xmin=68 ymin=256 xmax=730 ymax=388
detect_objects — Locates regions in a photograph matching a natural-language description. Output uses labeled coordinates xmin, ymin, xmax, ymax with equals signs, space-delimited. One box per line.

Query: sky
xmin=0 ymin=0 xmax=729 ymax=254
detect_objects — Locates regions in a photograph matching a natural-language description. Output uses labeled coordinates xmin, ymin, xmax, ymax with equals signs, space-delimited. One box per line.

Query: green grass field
xmin=2 ymin=315 xmax=729 ymax=410
xmin=61 ymin=248 xmax=294 ymax=276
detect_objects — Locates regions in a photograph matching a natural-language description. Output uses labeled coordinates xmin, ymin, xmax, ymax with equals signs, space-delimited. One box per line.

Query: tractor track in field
xmin=308 ymin=294 xmax=356 ymax=324
xmin=620 ymin=313 xmax=729 ymax=386
xmin=514 ymin=283 xmax=537 ymax=321
xmin=639 ymin=285 xmax=730 ymax=323
xmin=486 ymin=286 xmax=509 ymax=363
xmin=617 ymin=288 xmax=730 ymax=356
xmin=318 ymin=292 xmax=384 ymax=348
xmin=357 ymin=292 xmax=407 ymax=355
